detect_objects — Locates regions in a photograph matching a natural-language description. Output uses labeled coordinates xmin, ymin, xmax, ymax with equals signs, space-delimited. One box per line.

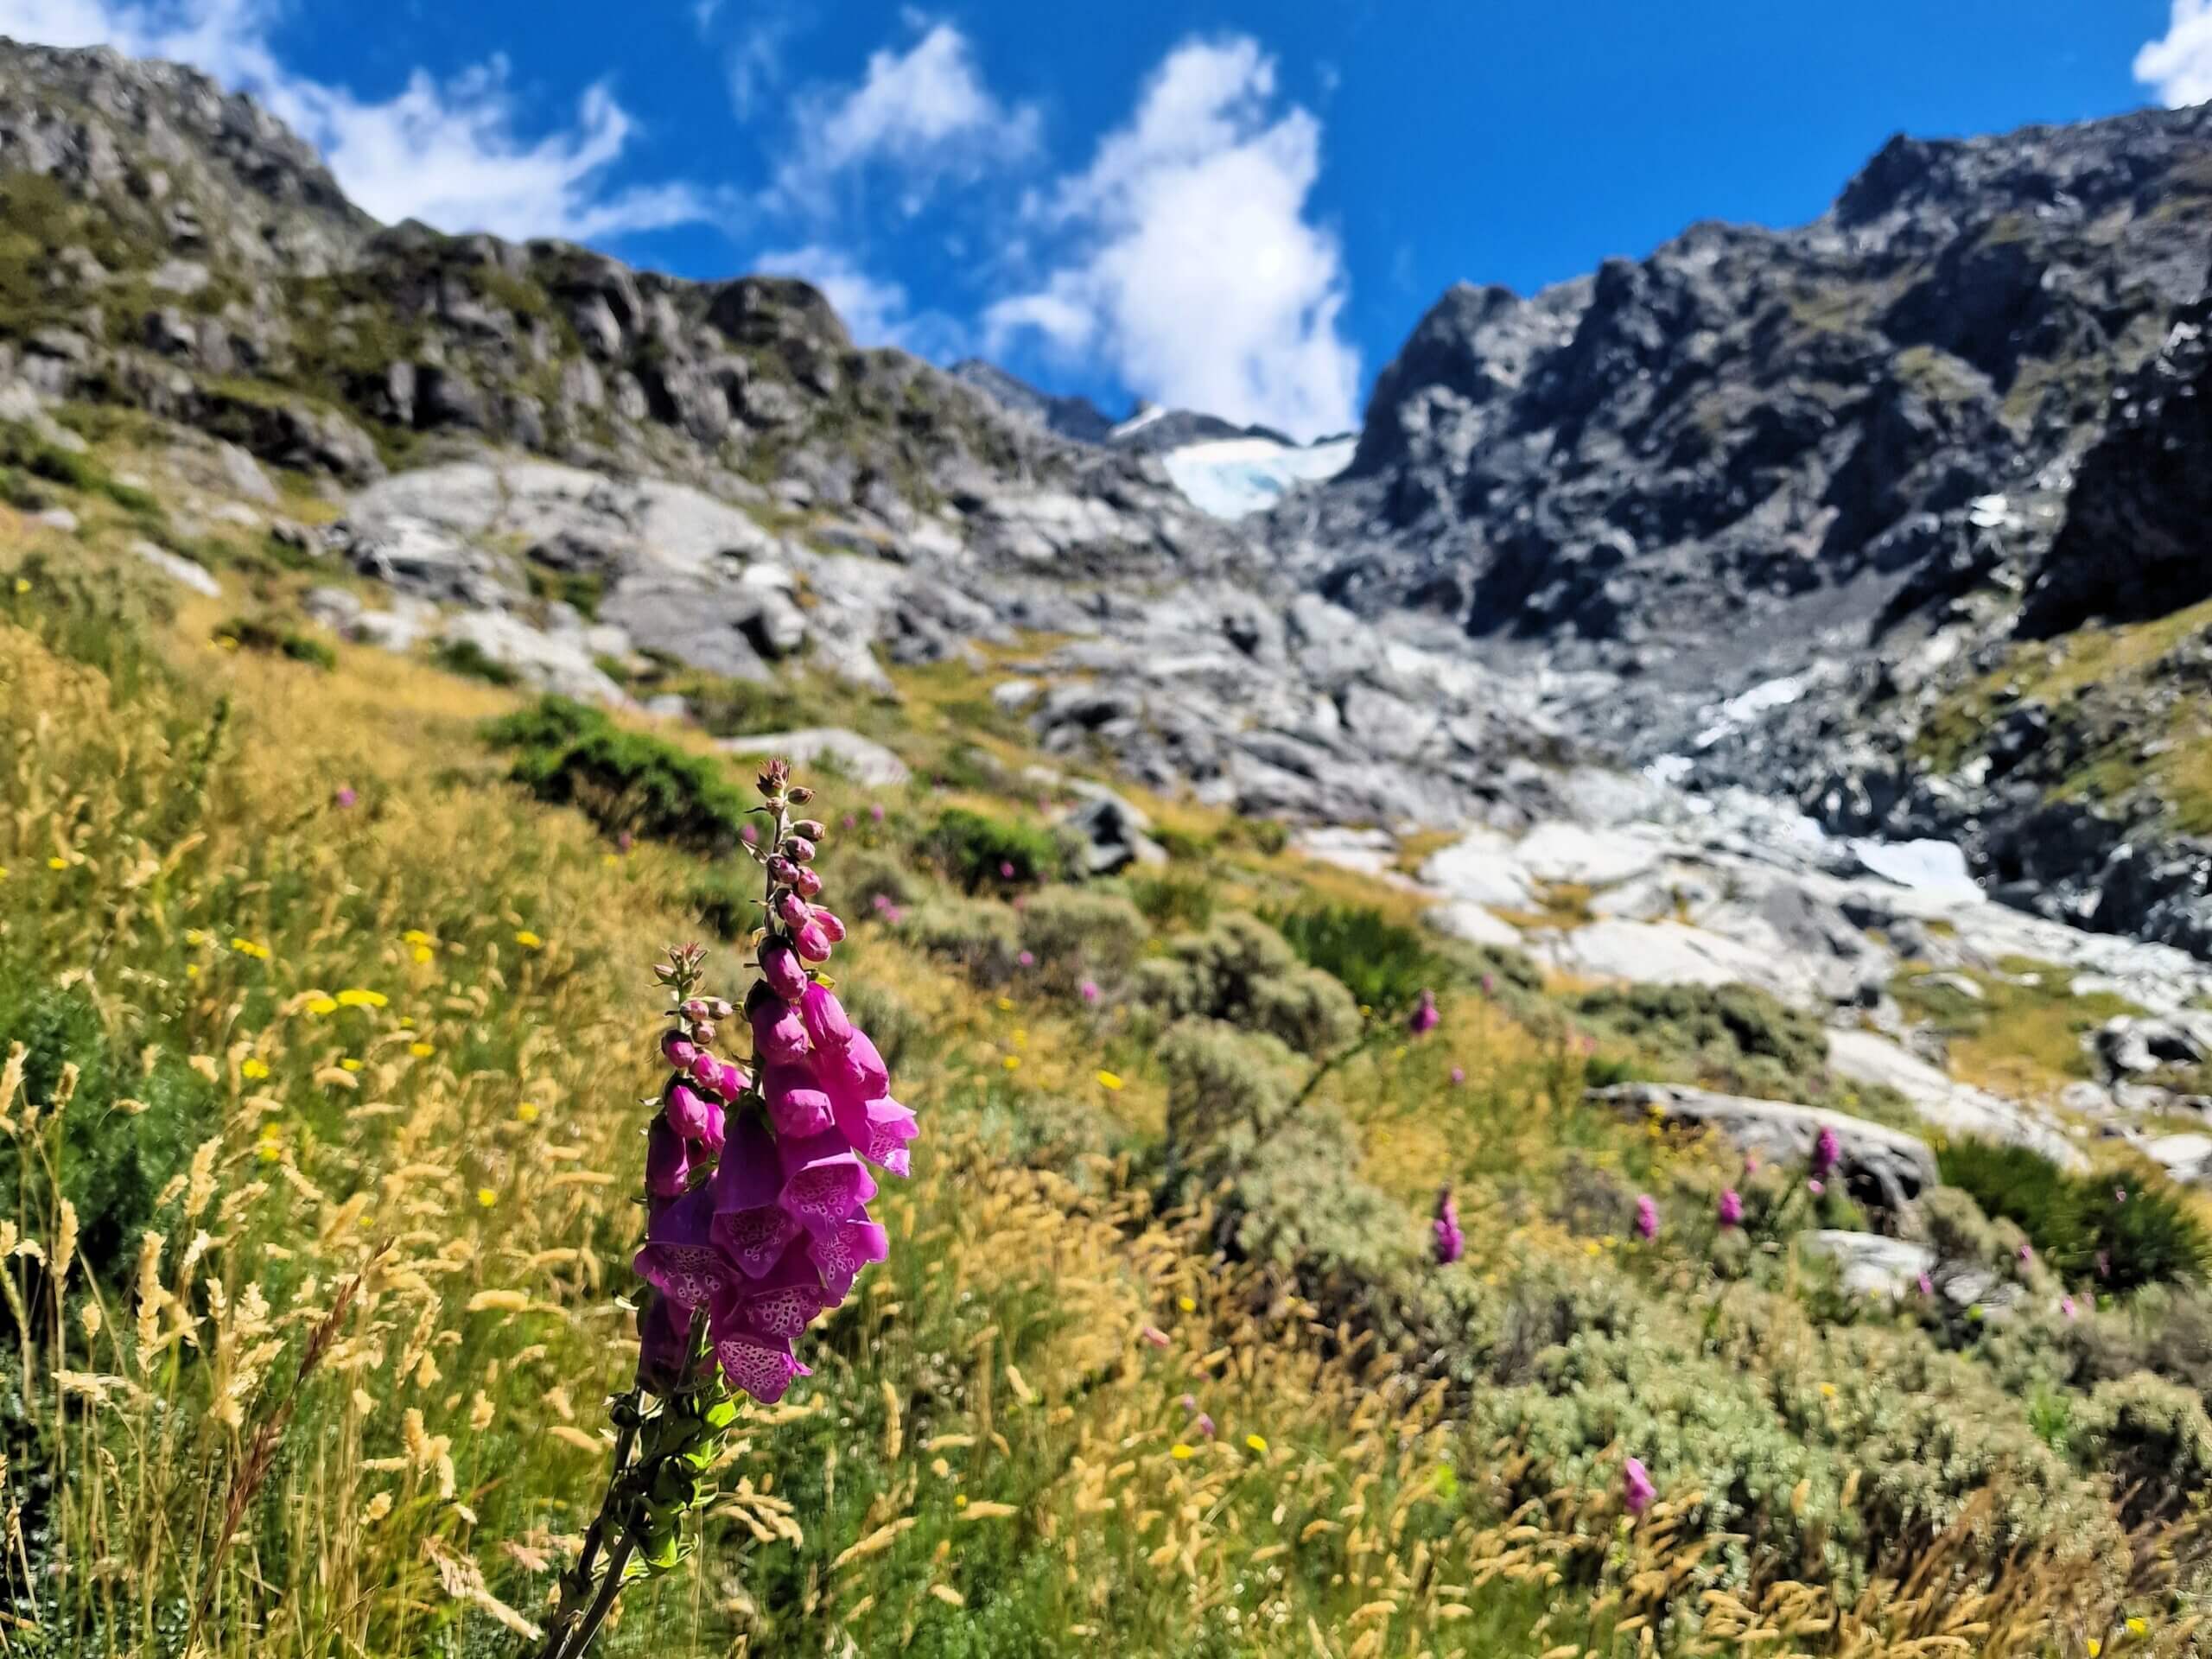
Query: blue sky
xmin=6 ymin=0 xmax=2209 ymax=436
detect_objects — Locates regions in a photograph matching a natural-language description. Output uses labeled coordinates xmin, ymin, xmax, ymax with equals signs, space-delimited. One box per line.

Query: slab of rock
xmin=436 ymin=611 xmax=626 ymax=705
xmin=1826 ymin=1027 xmax=2088 ymax=1170
xmin=1801 ymin=1230 xmax=1936 ymax=1297
xmin=719 ymin=728 xmax=910 ymax=788
xmin=1593 ymin=1081 xmax=1939 ymax=1210
xmin=1428 ymin=899 xmax=1523 ymax=949
xmin=130 ymin=538 xmax=220 ymax=598
xmin=1058 ymin=785 xmax=1166 ymax=874
xmin=2145 ymin=1132 xmax=2212 ymax=1184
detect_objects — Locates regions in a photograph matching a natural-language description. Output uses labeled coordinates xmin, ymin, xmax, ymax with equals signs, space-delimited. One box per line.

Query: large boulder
xmin=1592 ymin=1080 xmax=1940 ymax=1211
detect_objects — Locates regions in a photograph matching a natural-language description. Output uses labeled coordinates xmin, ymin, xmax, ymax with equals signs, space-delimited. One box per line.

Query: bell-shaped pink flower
xmin=1433 ymin=1186 xmax=1464 ymax=1265
xmin=636 ymin=1185 xmax=747 ymax=1309
xmin=1624 ymin=1457 xmax=1656 ymax=1516
xmin=1812 ymin=1125 xmax=1841 ymax=1178
xmin=798 ymin=982 xmax=854 ymax=1049
xmin=665 ymin=1081 xmax=717 ymax=1141
xmin=1718 ymin=1188 xmax=1744 ymax=1228
xmin=793 ymin=919 xmax=834 ymax=963
xmin=777 ymin=1130 xmax=877 ymax=1236
xmin=709 ymin=1307 xmax=810 ymax=1404
xmin=763 ymin=1062 xmax=834 ymax=1138
xmin=646 ymin=1117 xmax=694 ymax=1198
xmin=832 ymin=1093 xmax=918 ymax=1177
xmin=1634 ymin=1195 xmax=1659 ymax=1241
xmin=809 ymin=1210 xmax=890 ymax=1301
xmin=662 ymin=1032 xmax=699 ymax=1071
xmin=716 ymin=1236 xmax=830 ymax=1340
xmin=1409 ymin=989 xmax=1440 ymax=1036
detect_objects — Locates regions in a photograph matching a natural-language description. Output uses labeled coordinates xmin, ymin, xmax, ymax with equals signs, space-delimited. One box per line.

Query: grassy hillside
xmin=4 ymin=440 xmax=2212 ymax=1656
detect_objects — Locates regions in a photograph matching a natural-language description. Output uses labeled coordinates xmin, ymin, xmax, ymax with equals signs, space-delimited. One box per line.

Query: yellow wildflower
xmin=1096 ymin=1071 xmax=1124 ymax=1091
xmin=305 ymin=995 xmax=339 ymax=1016
xmin=1177 ymin=1296 xmax=1195 ymax=1313
xmin=1245 ymin=1434 xmax=1268 ymax=1454
xmin=1169 ymin=1444 xmax=1194 ymax=1460
xmin=340 ymin=1058 xmax=362 ymax=1073
xmin=241 ymin=1058 xmax=270 ymax=1081
xmin=402 ymin=930 xmax=431 ymax=946
xmin=48 ymin=856 xmax=68 ymax=871
xmin=476 ymin=1188 xmax=498 ymax=1208
xmin=335 ymin=988 xmax=388 ymax=1009
xmin=11 ymin=577 xmax=27 ymax=593
xmin=412 ymin=945 xmax=434 ymax=963
xmin=514 ymin=930 xmax=544 ymax=950
xmin=2126 ymin=1618 xmax=2148 ymax=1638
xmin=995 ymin=996 xmax=1013 ymax=1012
xmin=409 ymin=1041 xmax=435 ymax=1058
xmin=516 ymin=1103 xmax=540 ymax=1123
xmin=231 ymin=938 xmax=270 ymax=960
xmin=1001 ymin=1055 xmax=1020 ymax=1071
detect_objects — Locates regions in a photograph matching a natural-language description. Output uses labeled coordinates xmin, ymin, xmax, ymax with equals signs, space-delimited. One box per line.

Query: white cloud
xmin=0 ymin=0 xmax=717 ymax=240
xmin=779 ymin=19 xmax=1038 ymax=210
xmin=983 ymin=35 xmax=1357 ymax=442
xmin=751 ymin=242 xmax=966 ymax=359
xmin=2138 ymin=1 xmax=2212 ymax=106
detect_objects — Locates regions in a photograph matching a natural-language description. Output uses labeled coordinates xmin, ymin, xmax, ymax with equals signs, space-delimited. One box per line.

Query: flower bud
xmin=793 ymin=820 xmax=826 ymax=841
xmin=775 ymin=892 xmax=812 ymax=929
xmin=757 ymin=758 xmax=790 ymax=797
xmin=766 ymin=856 xmax=800 ymax=886
xmin=646 ymin=1118 xmax=693 ymax=1198
xmin=792 ymin=867 xmax=823 ymax=899
xmin=662 ymin=1032 xmax=699 ymax=1071
xmin=783 ymin=836 xmax=817 ymax=864
xmin=793 ymin=919 xmax=834 ymax=963
xmin=760 ymin=938 xmax=810 ymax=1001
xmin=786 ymin=785 xmax=813 ymax=804
xmin=812 ymin=908 xmax=846 ymax=945
xmin=681 ymin=999 xmax=712 ymax=1023
xmin=665 ymin=1082 xmax=716 ymax=1140
xmin=690 ymin=1020 xmax=715 ymax=1046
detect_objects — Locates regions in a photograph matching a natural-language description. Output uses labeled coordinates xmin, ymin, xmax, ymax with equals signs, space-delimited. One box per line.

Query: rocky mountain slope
xmin=7 ymin=36 xmax=2212 ymax=966
xmin=1265 ymin=101 xmax=2212 ymax=950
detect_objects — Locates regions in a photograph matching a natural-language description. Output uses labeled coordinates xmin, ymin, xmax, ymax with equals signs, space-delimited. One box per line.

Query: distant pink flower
xmin=1433 ymin=1186 xmax=1464 ymax=1264
xmin=2061 ymin=1295 xmax=2077 ymax=1319
xmin=1479 ymin=973 xmax=1497 ymax=997
xmin=1018 ymin=950 xmax=1035 ymax=968
xmin=617 ymin=830 xmax=634 ymax=855
xmin=1807 ymin=1178 xmax=1825 ymax=1198
xmin=1718 ymin=1189 xmax=1744 ymax=1229
xmin=1079 ymin=979 xmax=1101 ymax=1003
xmin=741 ymin=823 xmax=759 ymax=845
xmin=1623 ymin=1458 xmax=1656 ymax=1516
xmin=1408 ymin=989 xmax=1440 ymax=1036
xmin=1450 ymin=1066 xmax=1465 ymax=1086
xmin=1140 ymin=1325 xmax=1170 ymax=1349
xmin=2017 ymin=1242 xmax=2032 ymax=1264
xmin=334 ymin=785 xmax=357 ymax=809
xmin=2114 ymin=1186 xmax=2128 ymax=1205
xmin=1634 ymin=1195 xmax=1659 ymax=1241
xmin=1812 ymin=1125 xmax=1841 ymax=1178
xmin=1916 ymin=1271 xmax=1934 ymax=1296
xmin=999 ymin=860 xmax=1016 ymax=880
xmin=869 ymin=803 xmax=885 ymax=823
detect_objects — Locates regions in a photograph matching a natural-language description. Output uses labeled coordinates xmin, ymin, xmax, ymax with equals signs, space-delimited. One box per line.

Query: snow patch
xmin=1161 ymin=435 xmax=1355 ymax=518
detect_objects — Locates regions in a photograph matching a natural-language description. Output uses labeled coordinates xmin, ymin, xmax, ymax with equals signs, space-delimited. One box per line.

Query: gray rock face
xmin=1592 ymin=1081 xmax=1939 ymax=1211
xmin=716 ymin=728 xmax=911 ymax=789
xmin=1058 ymin=786 xmax=1167 ymax=875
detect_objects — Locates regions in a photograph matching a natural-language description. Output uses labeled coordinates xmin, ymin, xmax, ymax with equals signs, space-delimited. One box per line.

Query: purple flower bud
xmin=1408 ymin=989 xmax=1440 ymax=1037
xmin=784 ymin=836 xmax=817 ymax=864
xmin=799 ymin=982 xmax=855 ymax=1049
xmin=1450 ymin=1066 xmax=1465 ymax=1086
xmin=793 ymin=867 xmax=823 ymax=899
xmin=1018 ymin=950 xmax=1035 ymax=968
xmin=869 ymin=803 xmax=885 ymax=823
xmin=1140 ymin=1325 xmax=1170 ymax=1348
xmin=793 ymin=820 xmax=826 ymax=841
xmin=1807 ymin=1178 xmax=1825 ymax=1197
xmin=646 ymin=1118 xmax=693 ymax=1198
xmin=635 ymin=1293 xmax=690 ymax=1393
xmin=2062 ymin=1294 xmax=2077 ymax=1319
xmin=842 ymin=813 xmax=856 ymax=830
xmin=1623 ymin=1457 xmax=1656 ymax=1516
xmin=1634 ymin=1195 xmax=1659 ymax=1241
xmin=1192 ymin=1412 xmax=1215 ymax=1438
xmin=760 ymin=938 xmax=810 ymax=1001
xmin=748 ymin=983 xmax=811 ymax=1065
xmin=793 ymin=920 xmax=834 ymax=963
xmin=2017 ymin=1242 xmax=2032 ymax=1264
xmin=999 ymin=860 xmax=1016 ymax=880
xmin=1719 ymin=1189 xmax=1744 ymax=1229
xmin=334 ymin=785 xmax=358 ymax=809
xmin=764 ymin=1062 xmax=834 ymax=1138
xmin=663 ymin=1032 xmax=700 ymax=1071
xmin=741 ymin=823 xmax=759 ymax=846
xmin=1916 ymin=1271 xmax=1933 ymax=1296
xmin=665 ymin=1082 xmax=717 ymax=1140
xmin=775 ymin=893 xmax=812 ymax=929
xmin=766 ymin=856 xmax=800 ymax=886
xmin=813 ymin=908 xmax=846 ymax=944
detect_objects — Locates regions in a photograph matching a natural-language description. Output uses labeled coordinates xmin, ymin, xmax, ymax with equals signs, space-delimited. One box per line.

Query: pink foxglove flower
xmin=1409 ymin=989 xmax=1440 ymax=1036
xmin=1634 ymin=1195 xmax=1659 ymax=1241
xmin=1718 ymin=1188 xmax=1744 ymax=1229
xmin=1624 ymin=1457 xmax=1656 ymax=1516
xmin=1433 ymin=1186 xmax=1464 ymax=1265
xmin=1812 ymin=1124 xmax=1841 ymax=1179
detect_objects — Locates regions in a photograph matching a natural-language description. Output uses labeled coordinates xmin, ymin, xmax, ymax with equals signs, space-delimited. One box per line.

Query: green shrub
xmin=1573 ymin=982 xmax=1833 ymax=1103
xmin=1938 ymin=1140 xmax=2209 ymax=1292
xmin=1153 ymin=823 xmax=1213 ymax=862
xmin=1271 ymin=902 xmax=1453 ymax=1014
xmin=683 ymin=867 xmax=757 ymax=940
xmin=0 ymin=982 xmax=220 ymax=1283
xmin=922 ymin=807 xmax=1065 ymax=891
xmin=897 ymin=896 xmax=1020 ymax=982
xmin=214 ymin=614 xmax=336 ymax=671
xmin=831 ymin=849 xmax=918 ymax=920
xmin=1158 ymin=1016 xmax=1290 ymax=1158
xmin=483 ymin=696 xmax=753 ymax=855
xmin=2073 ymin=1372 xmax=2212 ymax=1528
xmin=433 ymin=637 xmax=520 ymax=686
xmin=1126 ymin=872 xmax=1215 ymax=931
xmin=1017 ymin=887 xmax=1148 ymax=996
xmin=1137 ymin=912 xmax=1360 ymax=1056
